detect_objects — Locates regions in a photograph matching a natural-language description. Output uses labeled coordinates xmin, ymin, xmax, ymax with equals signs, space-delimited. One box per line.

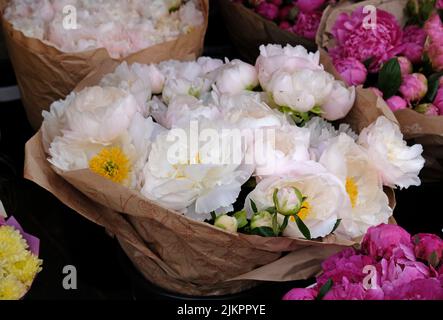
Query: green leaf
xmin=265 ymin=207 xmax=277 ymax=214
xmin=250 ymin=226 xmax=276 ymax=237
xmin=273 ymin=188 xmax=279 ymax=209
xmin=272 ymin=213 xmax=280 ymax=236
xmin=331 ymin=219 xmax=342 ymax=234
xmin=378 ymin=58 xmax=402 ymax=99
xmin=250 ymin=199 xmax=258 ymax=213
xmin=316 ymin=279 xmax=333 ymax=300
xmin=210 ymin=211 xmax=217 ymax=222
xmin=294 ymin=215 xmax=311 ymax=240
xmin=279 ymin=215 xmax=290 ymax=235
xmin=425 ymin=72 xmax=443 ymax=102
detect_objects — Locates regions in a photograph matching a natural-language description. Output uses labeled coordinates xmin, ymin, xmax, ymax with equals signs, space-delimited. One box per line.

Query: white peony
xmin=215 ymin=59 xmax=258 ymax=95
xmin=255 ymin=44 xmax=323 ymax=90
xmin=245 ymin=172 xmax=347 ymax=239
xmin=319 ymin=134 xmax=392 ymax=238
xmin=358 ymin=116 xmax=425 ymax=189
xmin=321 ymin=81 xmax=355 ymax=121
xmin=268 ymin=69 xmax=334 ymax=113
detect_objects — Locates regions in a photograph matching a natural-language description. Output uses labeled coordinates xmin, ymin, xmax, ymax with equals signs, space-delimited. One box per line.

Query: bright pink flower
xmin=397 ymin=56 xmax=413 ymax=77
xmin=295 ymin=0 xmax=326 ymax=13
xmin=282 ymin=288 xmax=317 ymax=300
xmin=385 ymin=278 xmax=443 ymax=300
xmin=434 ymin=87 xmax=443 ymax=115
xmin=279 ymin=21 xmax=292 ymax=31
xmin=386 ymin=96 xmax=408 ymax=112
xmin=330 ymin=7 xmax=403 ymax=72
xmin=333 ymin=57 xmax=367 ymax=86
xmin=292 ymin=11 xmax=322 ymax=40
xmin=428 ymin=41 xmax=443 ymax=72
xmin=413 ymin=233 xmax=443 ymax=267
xmin=400 ymin=25 xmax=426 ymax=63
xmin=256 ymin=2 xmax=279 ymax=20
xmin=362 ymin=224 xmax=413 ymax=260
xmin=424 ymin=14 xmax=443 ymax=44
xmin=323 ymin=277 xmax=384 ymax=300
xmin=399 ymin=73 xmax=428 ymax=102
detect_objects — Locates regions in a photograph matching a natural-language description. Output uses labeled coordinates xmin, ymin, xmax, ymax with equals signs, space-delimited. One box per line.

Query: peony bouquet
xmin=325 ymin=0 xmax=443 ymax=116
xmin=41 ymin=43 xmax=425 ymax=242
xmin=4 ymin=0 xmax=204 ymax=59
xmin=283 ymin=224 xmax=443 ymax=300
xmin=234 ymin=0 xmax=336 ymax=41
xmin=0 ymin=207 xmax=42 ymax=300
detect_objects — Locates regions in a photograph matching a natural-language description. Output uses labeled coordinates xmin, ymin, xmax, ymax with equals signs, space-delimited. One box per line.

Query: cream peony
xmin=255 ymin=44 xmax=323 ymax=90
xmin=245 ymin=172 xmax=347 ymax=239
xmin=321 ymin=81 xmax=355 ymax=121
xmin=215 ymin=59 xmax=258 ymax=95
xmin=358 ymin=116 xmax=425 ymax=189
xmin=319 ymin=134 xmax=392 ymax=238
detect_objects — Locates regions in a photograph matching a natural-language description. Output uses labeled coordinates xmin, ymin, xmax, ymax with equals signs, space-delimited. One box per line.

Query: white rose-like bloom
xmin=196 ymin=57 xmax=224 ymax=74
xmin=268 ymin=69 xmax=334 ymax=113
xmin=245 ymin=172 xmax=347 ymax=239
xmin=162 ymin=77 xmax=212 ymax=104
xmin=321 ymin=81 xmax=355 ymax=121
xmin=319 ymin=134 xmax=392 ymax=238
xmin=358 ymin=116 xmax=425 ymax=189
xmin=141 ymin=120 xmax=254 ymax=220
xmin=215 ymin=59 xmax=258 ymax=95
xmin=255 ymin=44 xmax=323 ymax=90
xmin=64 ymin=86 xmax=138 ymax=144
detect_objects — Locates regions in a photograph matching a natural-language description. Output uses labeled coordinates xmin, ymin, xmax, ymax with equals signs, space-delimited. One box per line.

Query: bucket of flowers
xmin=0 ymin=0 xmax=209 ymax=130
xmin=24 ymin=44 xmax=424 ymax=296
xmin=317 ymin=0 xmax=443 ymax=182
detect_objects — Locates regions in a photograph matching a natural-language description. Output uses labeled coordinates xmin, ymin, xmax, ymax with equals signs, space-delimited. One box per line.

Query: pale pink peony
xmin=433 ymin=87 xmax=443 ymax=115
xmin=292 ymin=11 xmax=322 ymax=40
xmin=330 ymin=7 xmax=403 ymax=72
xmin=295 ymin=0 xmax=326 ymax=13
xmin=333 ymin=57 xmax=367 ymax=86
xmin=400 ymin=25 xmax=426 ymax=64
xmin=362 ymin=224 xmax=413 ymax=260
xmin=399 ymin=73 xmax=428 ymax=102
xmin=282 ymin=288 xmax=317 ymax=300
xmin=413 ymin=233 xmax=443 ymax=267
xmin=386 ymin=96 xmax=407 ymax=112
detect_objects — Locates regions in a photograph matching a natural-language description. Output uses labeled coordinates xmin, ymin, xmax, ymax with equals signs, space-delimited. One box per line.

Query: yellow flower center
xmin=346 ymin=177 xmax=359 ymax=208
xmin=89 ymin=147 xmax=130 ymax=183
xmin=290 ymin=201 xmax=311 ymax=222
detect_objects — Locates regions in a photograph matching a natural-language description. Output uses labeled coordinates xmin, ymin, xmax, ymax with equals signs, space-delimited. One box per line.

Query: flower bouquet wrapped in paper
xmin=283 ymin=224 xmax=443 ymax=300
xmin=317 ymin=0 xmax=443 ymax=181
xmin=24 ymin=44 xmax=423 ymax=296
xmin=0 ymin=0 xmax=209 ymax=129
xmin=0 ymin=206 xmax=42 ymax=300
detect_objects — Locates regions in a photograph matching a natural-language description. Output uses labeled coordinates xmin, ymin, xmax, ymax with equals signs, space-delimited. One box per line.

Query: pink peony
xmin=438 ymin=0 xmax=443 ymax=9
xmin=413 ymin=233 xmax=443 ymax=267
xmin=434 ymin=87 xmax=443 ymax=115
xmin=330 ymin=7 xmax=403 ymax=72
xmin=282 ymin=288 xmax=317 ymax=300
xmin=397 ymin=56 xmax=413 ymax=77
xmin=256 ymin=2 xmax=279 ymax=20
xmin=292 ymin=11 xmax=322 ymax=40
xmin=428 ymin=41 xmax=443 ymax=72
xmin=386 ymin=96 xmax=408 ymax=112
xmin=362 ymin=224 xmax=413 ymax=260
xmin=334 ymin=57 xmax=367 ymax=86
xmin=414 ymin=103 xmax=439 ymax=116
xmin=317 ymin=248 xmax=376 ymax=287
xmin=295 ymin=0 xmax=326 ymax=13
xmin=400 ymin=25 xmax=426 ymax=64
xmin=424 ymin=14 xmax=443 ymax=44
xmin=385 ymin=278 xmax=443 ymax=300
xmin=399 ymin=73 xmax=428 ymax=102
xmin=323 ymin=277 xmax=384 ymax=300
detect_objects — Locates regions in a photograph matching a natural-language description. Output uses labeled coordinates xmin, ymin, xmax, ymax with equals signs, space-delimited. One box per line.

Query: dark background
xmin=0 ymin=1 xmax=442 ymax=300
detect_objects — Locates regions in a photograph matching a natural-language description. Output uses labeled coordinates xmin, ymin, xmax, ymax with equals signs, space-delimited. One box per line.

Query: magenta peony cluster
xmin=283 ymin=224 xmax=443 ymax=300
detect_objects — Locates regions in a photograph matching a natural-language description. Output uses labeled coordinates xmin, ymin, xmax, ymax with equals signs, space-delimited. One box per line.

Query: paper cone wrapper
xmin=0 ymin=0 xmax=209 ymax=130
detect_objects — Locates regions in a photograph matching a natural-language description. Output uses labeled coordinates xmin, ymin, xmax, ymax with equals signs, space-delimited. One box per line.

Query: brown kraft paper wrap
xmin=217 ymin=0 xmax=316 ymax=64
xmin=0 ymin=0 xmax=209 ymax=130
xmin=317 ymin=0 xmax=443 ymax=182
xmin=24 ymin=55 xmax=396 ymax=297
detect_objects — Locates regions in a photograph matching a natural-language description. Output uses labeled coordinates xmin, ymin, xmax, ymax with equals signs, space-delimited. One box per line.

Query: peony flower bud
xmin=399 ymin=73 xmax=428 ymax=102
xmin=433 ymin=87 xmax=443 ymax=115
xmin=321 ymin=81 xmax=355 ymax=121
xmin=295 ymin=0 xmax=326 ymax=13
xmin=256 ymin=2 xmax=279 ymax=20
xmin=273 ymin=187 xmax=304 ymax=216
xmin=386 ymin=95 xmax=408 ymax=112
xmin=397 ymin=56 xmax=413 ymax=77
xmin=413 ymin=233 xmax=443 ymax=267
xmin=414 ymin=103 xmax=439 ymax=116
xmin=250 ymin=210 xmax=274 ymax=230
xmin=428 ymin=41 xmax=443 ymax=72
xmin=214 ymin=215 xmax=238 ymax=233
xmin=334 ymin=57 xmax=367 ymax=86
xmin=215 ymin=59 xmax=258 ymax=95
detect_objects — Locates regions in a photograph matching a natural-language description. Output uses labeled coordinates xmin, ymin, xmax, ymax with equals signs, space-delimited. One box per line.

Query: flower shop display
xmin=0 ymin=210 xmax=42 ymax=300
xmin=24 ymin=44 xmax=423 ymax=296
xmin=283 ymin=224 xmax=443 ymax=300
xmin=317 ymin=0 xmax=443 ymax=181
xmin=0 ymin=0 xmax=209 ymax=129
xmin=218 ymin=0 xmax=318 ymax=63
